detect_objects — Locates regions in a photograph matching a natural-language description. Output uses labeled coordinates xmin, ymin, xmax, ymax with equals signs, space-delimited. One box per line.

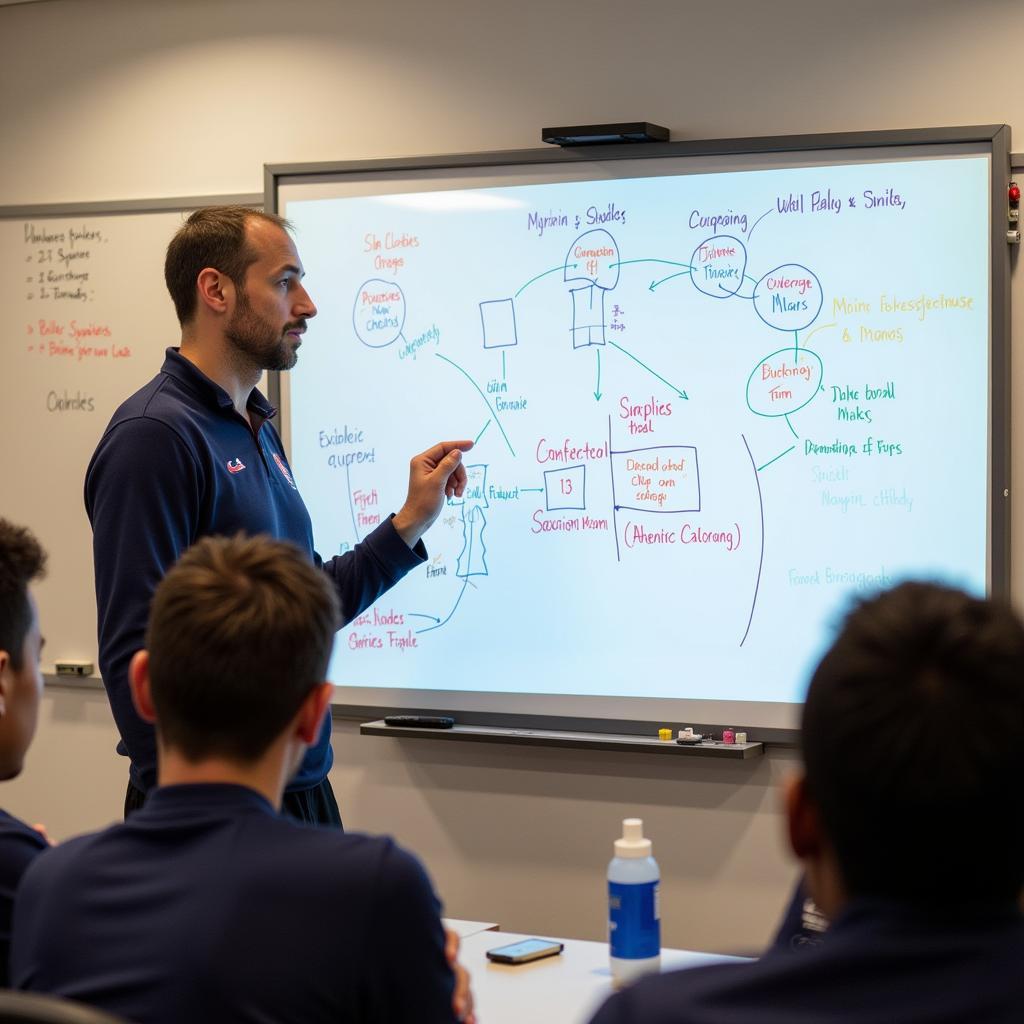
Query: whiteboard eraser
xmin=55 ymin=661 xmax=94 ymax=677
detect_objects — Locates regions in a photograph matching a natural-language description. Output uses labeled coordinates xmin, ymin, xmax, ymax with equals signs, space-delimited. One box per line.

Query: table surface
xmin=442 ymin=918 xmax=501 ymax=939
xmin=458 ymin=929 xmax=743 ymax=1024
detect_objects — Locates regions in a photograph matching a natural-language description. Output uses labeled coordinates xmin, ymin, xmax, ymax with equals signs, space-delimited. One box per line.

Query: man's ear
xmin=784 ymin=771 xmax=825 ymax=861
xmin=128 ymin=650 xmax=156 ymax=724
xmin=295 ymin=683 xmax=333 ymax=745
xmin=195 ymin=268 xmax=233 ymax=316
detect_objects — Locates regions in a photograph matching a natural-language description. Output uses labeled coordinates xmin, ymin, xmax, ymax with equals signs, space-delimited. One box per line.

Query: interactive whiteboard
xmin=271 ymin=129 xmax=1009 ymax=733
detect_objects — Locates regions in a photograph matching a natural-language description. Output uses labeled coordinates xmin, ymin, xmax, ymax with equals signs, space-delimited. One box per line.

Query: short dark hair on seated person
xmin=0 ymin=521 xmax=46 ymax=669
xmin=146 ymin=534 xmax=339 ymax=762
xmin=802 ymin=580 xmax=1024 ymax=905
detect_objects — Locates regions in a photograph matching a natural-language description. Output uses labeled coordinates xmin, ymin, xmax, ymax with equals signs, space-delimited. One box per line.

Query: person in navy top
xmin=11 ymin=533 xmax=473 ymax=1024
xmin=590 ymin=581 xmax=1024 ymax=1024
xmin=0 ymin=520 xmax=50 ymax=985
xmin=85 ymin=206 xmax=472 ymax=825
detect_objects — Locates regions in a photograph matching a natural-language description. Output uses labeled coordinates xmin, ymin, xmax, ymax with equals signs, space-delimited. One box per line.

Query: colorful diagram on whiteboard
xmin=287 ymin=154 xmax=989 ymax=705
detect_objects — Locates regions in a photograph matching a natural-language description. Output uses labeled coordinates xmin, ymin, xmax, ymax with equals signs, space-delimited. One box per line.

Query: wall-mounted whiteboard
xmin=0 ymin=195 xmax=260 ymax=680
xmin=271 ymin=128 xmax=1009 ymax=733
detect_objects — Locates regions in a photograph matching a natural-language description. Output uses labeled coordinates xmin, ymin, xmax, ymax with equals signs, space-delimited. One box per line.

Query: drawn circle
xmin=689 ymin=234 xmax=747 ymax=299
xmin=752 ymin=264 xmax=823 ymax=332
xmin=745 ymin=347 xmax=824 ymax=418
xmin=352 ymin=278 xmax=406 ymax=348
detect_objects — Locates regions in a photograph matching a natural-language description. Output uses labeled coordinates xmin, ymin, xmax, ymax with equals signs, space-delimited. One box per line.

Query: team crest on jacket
xmin=273 ymin=452 xmax=297 ymax=489
xmin=226 ymin=458 xmax=246 ymax=474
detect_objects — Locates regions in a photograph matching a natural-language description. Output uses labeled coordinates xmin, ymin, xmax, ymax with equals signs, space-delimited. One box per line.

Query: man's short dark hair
xmin=164 ymin=207 xmax=290 ymax=326
xmin=146 ymin=534 xmax=339 ymax=763
xmin=0 ymin=520 xmax=46 ymax=670
xmin=802 ymin=581 xmax=1024 ymax=905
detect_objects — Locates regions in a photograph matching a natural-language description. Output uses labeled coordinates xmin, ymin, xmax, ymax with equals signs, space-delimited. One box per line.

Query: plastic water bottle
xmin=608 ymin=817 xmax=661 ymax=986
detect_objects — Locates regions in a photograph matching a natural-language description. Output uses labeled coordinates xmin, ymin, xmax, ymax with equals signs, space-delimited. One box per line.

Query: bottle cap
xmin=658 ymin=728 xmax=672 ymax=741
xmin=614 ymin=817 xmax=652 ymax=858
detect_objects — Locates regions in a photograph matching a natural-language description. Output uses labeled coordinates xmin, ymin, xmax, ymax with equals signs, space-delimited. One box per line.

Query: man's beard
xmin=225 ymin=288 xmax=302 ymax=371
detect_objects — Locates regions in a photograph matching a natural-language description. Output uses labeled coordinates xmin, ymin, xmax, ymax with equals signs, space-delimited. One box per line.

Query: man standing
xmin=86 ymin=206 xmax=471 ymax=825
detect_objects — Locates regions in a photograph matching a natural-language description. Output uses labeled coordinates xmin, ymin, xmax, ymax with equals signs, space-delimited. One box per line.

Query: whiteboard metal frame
xmin=0 ymin=195 xmax=263 ymax=219
xmin=267 ymin=127 xmax=1011 ymax=745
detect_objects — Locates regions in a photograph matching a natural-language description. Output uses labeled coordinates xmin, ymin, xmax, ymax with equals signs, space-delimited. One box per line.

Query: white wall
xmin=2 ymin=0 xmax=1022 ymax=953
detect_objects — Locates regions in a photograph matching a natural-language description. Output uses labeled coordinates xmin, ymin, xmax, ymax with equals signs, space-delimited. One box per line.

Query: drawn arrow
xmin=611 ymin=258 xmax=694 ymax=271
xmin=415 ymin=577 xmax=471 ymax=634
xmin=649 ymin=270 xmax=693 ymax=291
xmin=407 ymin=613 xmax=441 ymax=624
xmin=515 ymin=263 xmax=578 ymax=298
xmin=608 ymin=341 xmax=688 ymax=399
xmin=594 ymin=349 xmax=602 ymax=401
xmin=435 ymin=353 xmax=516 ymax=456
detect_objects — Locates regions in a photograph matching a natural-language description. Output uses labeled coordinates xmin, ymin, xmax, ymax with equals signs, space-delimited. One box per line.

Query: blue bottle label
xmin=608 ymin=880 xmax=660 ymax=959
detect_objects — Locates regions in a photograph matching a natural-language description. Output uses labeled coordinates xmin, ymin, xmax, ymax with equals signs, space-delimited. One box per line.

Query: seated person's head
xmin=129 ymin=534 xmax=339 ymax=782
xmin=0 ymin=520 xmax=46 ymax=781
xmin=789 ymin=581 xmax=1024 ymax=915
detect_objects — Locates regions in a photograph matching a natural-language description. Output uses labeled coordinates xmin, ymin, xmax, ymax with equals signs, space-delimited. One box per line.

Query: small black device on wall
xmin=541 ymin=122 xmax=670 ymax=146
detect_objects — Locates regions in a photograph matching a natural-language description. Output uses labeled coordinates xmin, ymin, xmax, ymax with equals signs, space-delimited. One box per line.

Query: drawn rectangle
xmin=544 ymin=464 xmax=586 ymax=511
xmin=480 ymin=298 xmax=518 ymax=349
xmin=611 ymin=445 xmax=699 ymax=513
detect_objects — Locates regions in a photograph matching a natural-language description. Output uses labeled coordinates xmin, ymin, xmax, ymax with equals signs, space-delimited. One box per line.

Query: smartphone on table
xmin=486 ymin=937 xmax=564 ymax=964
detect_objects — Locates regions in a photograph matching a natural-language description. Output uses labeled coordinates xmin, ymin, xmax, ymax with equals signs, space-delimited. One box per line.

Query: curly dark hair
xmin=0 ymin=520 xmax=46 ymax=669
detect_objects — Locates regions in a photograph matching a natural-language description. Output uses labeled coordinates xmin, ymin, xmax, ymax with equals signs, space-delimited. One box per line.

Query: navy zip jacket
xmin=590 ymin=899 xmax=1024 ymax=1024
xmin=85 ymin=349 xmax=424 ymax=792
xmin=0 ymin=810 xmax=47 ymax=987
xmin=11 ymin=784 xmax=456 ymax=1024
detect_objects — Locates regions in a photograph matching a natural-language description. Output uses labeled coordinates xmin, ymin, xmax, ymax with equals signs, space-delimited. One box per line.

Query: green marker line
xmin=515 ymin=264 xmax=576 ymax=298
xmin=608 ymin=341 xmax=688 ymax=398
xmin=475 ymin=419 xmax=491 ymax=445
xmin=611 ymin=259 xmax=694 ymax=271
xmin=785 ymin=415 xmax=799 ymax=440
xmin=435 ymin=353 xmax=516 ymax=457
xmin=757 ymin=445 xmax=796 ymax=472
xmin=794 ymin=329 xmax=799 ymax=362
xmin=521 ymin=487 xmax=544 ymax=493
xmin=650 ymin=269 xmax=694 ymax=290
xmin=594 ymin=348 xmax=602 ymax=400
